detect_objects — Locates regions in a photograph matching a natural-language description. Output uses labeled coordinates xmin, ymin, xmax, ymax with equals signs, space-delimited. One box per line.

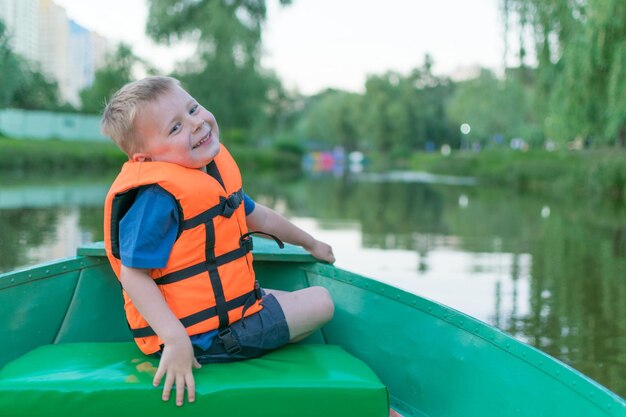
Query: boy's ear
xmin=132 ymin=153 xmax=152 ymax=162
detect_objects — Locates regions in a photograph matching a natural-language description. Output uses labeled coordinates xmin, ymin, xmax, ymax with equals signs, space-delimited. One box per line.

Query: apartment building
xmin=0 ymin=0 xmax=109 ymax=106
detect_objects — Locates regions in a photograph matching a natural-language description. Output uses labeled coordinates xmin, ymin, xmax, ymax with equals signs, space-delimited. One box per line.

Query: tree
xmin=79 ymin=44 xmax=144 ymax=114
xmin=10 ymin=65 xmax=61 ymax=110
xmin=0 ymin=20 xmax=61 ymax=110
xmin=293 ymin=89 xmax=362 ymax=151
xmin=447 ymin=69 xmax=541 ymax=147
xmin=504 ymin=0 xmax=626 ymax=146
xmin=146 ymin=0 xmax=291 ymax=134
xmin=290 ymin=56 xmax=459 ymax=163
xmin=0 ymin=20 xmax=22 ymax=108
xmin=360 ymin=56 xmax=458 ymax=161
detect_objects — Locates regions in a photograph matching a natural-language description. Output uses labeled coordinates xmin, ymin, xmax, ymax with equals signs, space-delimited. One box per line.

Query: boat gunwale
xmin=0 ymin=256 xmax=106 ymax=290
xmin=76 ymin=240 xmax=319 ymax=263
xmin=303 ymin=262 xmax=626 ymax=413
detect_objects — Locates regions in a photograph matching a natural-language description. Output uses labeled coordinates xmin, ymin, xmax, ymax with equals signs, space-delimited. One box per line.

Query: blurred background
xmin=0 ymin=0 xmax=625 ymax=398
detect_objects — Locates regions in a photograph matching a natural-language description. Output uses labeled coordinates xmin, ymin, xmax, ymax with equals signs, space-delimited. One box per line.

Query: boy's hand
xmin=153 ymin=337 xmax=201 ymax=406
xmin=305 ymin=240 xmax=335 ymax=264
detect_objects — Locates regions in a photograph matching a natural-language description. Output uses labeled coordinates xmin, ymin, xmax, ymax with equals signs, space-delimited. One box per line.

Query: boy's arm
xmin=246 ymin=203 xmax=335 ymax=263
xmin=120 ymin=265 xmax=201 ymax=406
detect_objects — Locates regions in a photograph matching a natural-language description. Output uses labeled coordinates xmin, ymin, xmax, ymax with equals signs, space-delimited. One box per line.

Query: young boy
xmin=100 ymin=76 xmax=335 ymax=407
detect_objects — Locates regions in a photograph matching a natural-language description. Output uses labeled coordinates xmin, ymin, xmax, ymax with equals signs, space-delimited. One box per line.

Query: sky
xmin=54 ymin=0 xmax=507 ymax=95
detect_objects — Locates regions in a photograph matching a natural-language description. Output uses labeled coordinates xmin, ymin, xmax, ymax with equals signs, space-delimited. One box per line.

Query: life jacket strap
xmin=217 ymin=327 xmax=242 ymax=355
xmin=130 ymin=287 xmax=259 ymax=339
xmin=240 ymin=231 xmax=285 ymax=249
xmin=153 ymin=235 xmax=254 ymax=286
xmin=219 ymin=190 xmax=243 ymax=218
xmin=239 ymin=281 xmax=264 ymax=324
xmin=180 ymin=188 xmax=244 ymax=230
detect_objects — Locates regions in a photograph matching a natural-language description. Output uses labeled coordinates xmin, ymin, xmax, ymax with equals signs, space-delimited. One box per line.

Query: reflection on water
xmin=0 ymin=179 xmax=109 ymax=270
xmin=0 ymin=172 xmax=625 ymax=397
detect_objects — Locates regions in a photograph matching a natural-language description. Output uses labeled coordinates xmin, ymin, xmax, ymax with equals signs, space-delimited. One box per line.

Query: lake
xmin=1 ymin=170 xmax=624 ymax=398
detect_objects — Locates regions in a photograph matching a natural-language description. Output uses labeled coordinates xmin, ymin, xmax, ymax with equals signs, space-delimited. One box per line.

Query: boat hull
xmin=1 ymin=240 xmax=624 ymax=416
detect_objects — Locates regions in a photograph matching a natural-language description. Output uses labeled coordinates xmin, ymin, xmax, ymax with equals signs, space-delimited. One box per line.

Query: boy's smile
xmin=192 ymin=129 xmax=212 ymax=149
xmin=132 ymin=84 xmax=221 ymax=170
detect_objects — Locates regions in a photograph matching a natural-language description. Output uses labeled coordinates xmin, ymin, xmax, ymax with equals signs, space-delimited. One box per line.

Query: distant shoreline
xmin=2 ymin=137 xmax=624 ymax=207
xmin=409 ymin=148 xmax=626 ymax=205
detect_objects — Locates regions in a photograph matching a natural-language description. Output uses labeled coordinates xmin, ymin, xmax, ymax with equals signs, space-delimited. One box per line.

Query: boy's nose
xmin=192 ymin=118 xmax=205 ymax=133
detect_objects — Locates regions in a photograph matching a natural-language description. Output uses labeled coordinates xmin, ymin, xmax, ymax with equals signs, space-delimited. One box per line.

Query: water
xmin=1 ymin=171 xmax=625 ymax=397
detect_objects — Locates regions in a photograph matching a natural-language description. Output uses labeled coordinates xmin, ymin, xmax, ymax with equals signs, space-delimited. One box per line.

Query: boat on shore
xmin=0 ymin=239 xmax=624 ymax=416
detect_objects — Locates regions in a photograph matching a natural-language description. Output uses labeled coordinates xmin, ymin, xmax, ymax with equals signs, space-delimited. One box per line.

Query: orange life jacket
xmin=103 ymin=145 xmax=262 ymax=355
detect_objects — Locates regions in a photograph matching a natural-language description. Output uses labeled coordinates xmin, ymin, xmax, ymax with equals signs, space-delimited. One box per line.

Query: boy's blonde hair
xmin=100 ymin=76 xmax=180 ymax=157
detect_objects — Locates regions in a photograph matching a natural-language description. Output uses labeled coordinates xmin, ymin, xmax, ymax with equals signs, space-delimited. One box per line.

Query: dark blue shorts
xmin=193 ymin=293 xmax=290 ymax=364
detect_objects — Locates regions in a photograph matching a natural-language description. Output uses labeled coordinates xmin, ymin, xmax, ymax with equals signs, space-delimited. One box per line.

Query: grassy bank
xmin=0 ymin=137 xmax=126 ymax=174
xmin=0 ymin=136 xmax=302 ymax=176
xmin=410 ymin=149 xmax=626 ymax=205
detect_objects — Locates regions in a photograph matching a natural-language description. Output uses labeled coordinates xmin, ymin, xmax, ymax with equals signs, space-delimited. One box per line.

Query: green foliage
xmin=606 ymin=42 xmax=626 ymax=142
xmin=0 ymin=137 xmax=126 ymax=174
xmin=147 ymin=0 xmax=292 ymax=50
xmin=505 ymin=0 xmax=626 ymax=145
xmin=146 ymin=0 xmax=291 ymax=134
xmin=228 ymin=143 xmax=299 ymax=173
xmin=79 ymin=44 xmax=144 ymax=114
xmin=289 ymin=56 xmax=458 ymax=167
xmin=174 ymin=59 xmax=273 ymax=132
xmin=272 ymin=137 xmax=305 ymax=157
xmin=448 ymin=69 xmax=542 ymax=146
xmin=0 ymin=20 xmax=62 ymax=110
xmin=0 ymin=20 xmax=25 ymax=107
xmin=0 ymin=135 xmax=302 ymax=175
xmin=293 ymin=89 xmax=362 ymax=151
xmin=410 ymin=148 xmax=626 ymax=205
xmin=10 ymin=66 xmax=62 ymax=110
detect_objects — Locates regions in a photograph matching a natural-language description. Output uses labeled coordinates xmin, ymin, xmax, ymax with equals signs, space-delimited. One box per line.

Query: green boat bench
xmin=0 ymin=342 xmax=388 ymax=417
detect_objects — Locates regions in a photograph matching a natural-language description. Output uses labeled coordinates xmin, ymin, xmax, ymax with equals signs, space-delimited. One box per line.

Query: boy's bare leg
xmin=264 ymin=287 xmax=334 ymax=342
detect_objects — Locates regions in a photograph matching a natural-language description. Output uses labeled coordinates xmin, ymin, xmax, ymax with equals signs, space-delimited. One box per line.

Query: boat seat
xmin=0 ymin=342 xmax=388 ymax=417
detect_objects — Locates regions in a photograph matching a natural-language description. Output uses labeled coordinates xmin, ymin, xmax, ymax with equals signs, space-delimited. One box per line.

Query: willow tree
xmin=503 ymin=0 xmax=626 ymax=146
xmin=146 ymin=0 xmax=291 ymax=134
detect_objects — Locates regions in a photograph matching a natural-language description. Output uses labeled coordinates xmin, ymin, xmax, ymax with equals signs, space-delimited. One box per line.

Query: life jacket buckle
xmin=218 ymin=327 xmax=242 ymax=355
xmin=254 ymin=280 xmax=263 ymax=299
xmin=220 ymin=191 xmax=243 ymax=218
xmin=240 ymin=235 xmax=254 ymax=252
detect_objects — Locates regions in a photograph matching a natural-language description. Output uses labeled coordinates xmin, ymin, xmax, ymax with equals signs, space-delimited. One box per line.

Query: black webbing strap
xmin=240 ymin=280 xmax=263 ymax=322
xmin=130 ymin=288 xmax=258 ymax=338
xmin=203 ymin=220 xmax=229 ymax=330
xmin=180 ymin=189 xmax=244 ymax=230
xmin=206 ymin=160 xmax=225 ymax=189
xmin=153 ymin=239 xmax=253 ymax=285
xmin=240 ymin=231 xmax=285 ymax=249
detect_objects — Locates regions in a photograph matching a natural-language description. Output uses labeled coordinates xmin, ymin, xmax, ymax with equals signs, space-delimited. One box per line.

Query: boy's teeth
xmin=193 ymin=130 xmax=211 ymax=149
xmin=193 ymin=136 xmax=207 ymax=149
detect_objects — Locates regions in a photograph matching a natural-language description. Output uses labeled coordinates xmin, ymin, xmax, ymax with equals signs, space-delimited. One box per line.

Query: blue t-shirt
xmin=119 ymin=185 xmax=256 ymax=268
xmin=119 ymin=184 xmax=256 ymax=350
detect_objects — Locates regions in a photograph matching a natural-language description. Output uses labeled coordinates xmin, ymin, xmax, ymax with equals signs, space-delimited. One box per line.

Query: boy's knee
xmin=311 ymin=286 xmax=334 ymax=322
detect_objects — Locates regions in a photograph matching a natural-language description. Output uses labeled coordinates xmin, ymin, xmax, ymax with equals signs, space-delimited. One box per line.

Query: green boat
xmin=0 ymin=239 xmax=624 ymax=416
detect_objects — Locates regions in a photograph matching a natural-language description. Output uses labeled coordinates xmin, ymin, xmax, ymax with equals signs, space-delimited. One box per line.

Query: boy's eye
xmin=169 ymin=123 xmax=181 ymax=135
xmin=189 ymin=105 xmax=198 ymax=115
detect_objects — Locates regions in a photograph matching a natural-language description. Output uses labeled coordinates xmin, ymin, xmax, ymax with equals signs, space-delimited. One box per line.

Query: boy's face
xmin=132 ymin=84 xmax=221 ymax=169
